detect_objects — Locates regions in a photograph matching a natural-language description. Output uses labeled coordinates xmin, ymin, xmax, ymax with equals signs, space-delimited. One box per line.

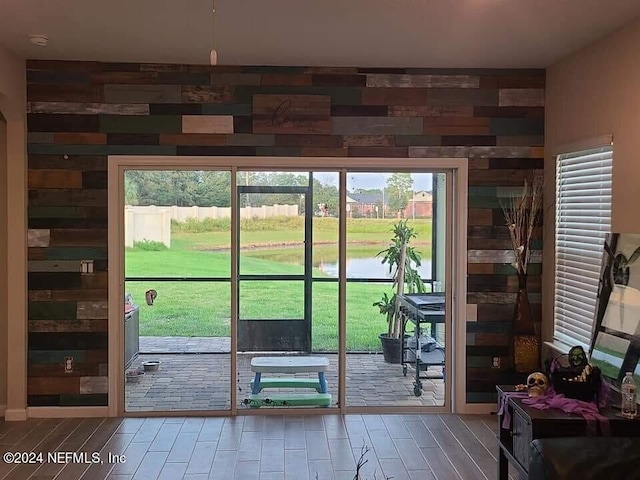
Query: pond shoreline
xmin=195 ymin=240 xmax=431 ymax=252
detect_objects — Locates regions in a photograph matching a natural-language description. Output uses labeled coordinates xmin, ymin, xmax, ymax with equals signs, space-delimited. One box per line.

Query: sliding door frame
xmin=108 ymin=156 xmax=468 ymax=416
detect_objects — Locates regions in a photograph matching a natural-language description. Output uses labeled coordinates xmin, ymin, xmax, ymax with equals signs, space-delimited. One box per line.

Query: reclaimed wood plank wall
xmin=26 ymin=61 xmax=544 ymax=406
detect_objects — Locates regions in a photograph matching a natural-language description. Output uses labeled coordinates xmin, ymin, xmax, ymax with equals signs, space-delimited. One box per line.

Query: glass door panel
xmin=123 ymin=169 xmax=232 ymax=413
xmin=345 ymin=170 xmax=446 ymax=407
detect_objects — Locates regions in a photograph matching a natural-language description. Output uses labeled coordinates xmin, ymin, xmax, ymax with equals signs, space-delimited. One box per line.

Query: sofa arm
xmin=529 ymin=437 xmax=640 ymax=480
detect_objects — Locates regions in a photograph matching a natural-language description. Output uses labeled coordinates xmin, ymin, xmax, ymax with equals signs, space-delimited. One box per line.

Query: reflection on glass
xmin=591 ymin=332 xmax=630 ymax=381
xmin=602 ymin=285 xmax=640 ymax=335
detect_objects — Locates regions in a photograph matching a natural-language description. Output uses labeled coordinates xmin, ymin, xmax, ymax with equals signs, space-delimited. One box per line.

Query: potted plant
xmin=373 ymin=220 xmax=426 ymax=363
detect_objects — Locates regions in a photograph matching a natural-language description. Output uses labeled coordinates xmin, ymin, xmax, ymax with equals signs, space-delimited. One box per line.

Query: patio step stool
xmin=247 ymin=356 xmax=331 ymax=408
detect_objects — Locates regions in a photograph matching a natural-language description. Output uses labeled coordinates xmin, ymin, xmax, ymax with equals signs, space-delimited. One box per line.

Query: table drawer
xmin=512 ymin=410 xmax=532 ymax=469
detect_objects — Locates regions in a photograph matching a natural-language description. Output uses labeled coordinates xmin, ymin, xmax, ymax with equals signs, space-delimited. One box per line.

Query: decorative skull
xmin=526 ymin=372 xmax=549 ymax=397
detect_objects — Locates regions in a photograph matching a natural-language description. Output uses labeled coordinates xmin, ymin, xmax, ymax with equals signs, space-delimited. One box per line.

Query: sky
xmin=315 ymin=172 xmax=434 ymax=192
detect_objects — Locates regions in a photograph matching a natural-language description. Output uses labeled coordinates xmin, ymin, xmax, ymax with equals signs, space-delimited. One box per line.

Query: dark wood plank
xmin=253 ymin=94 xmax=331 ymax=134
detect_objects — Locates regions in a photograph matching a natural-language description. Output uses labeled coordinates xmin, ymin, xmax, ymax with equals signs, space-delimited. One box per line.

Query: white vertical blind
xmin=554 ymin=146 xmax=612 ymax=348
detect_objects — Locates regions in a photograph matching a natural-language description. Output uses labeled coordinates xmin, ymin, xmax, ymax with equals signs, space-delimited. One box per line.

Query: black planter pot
xmin=379 ymin=333 xmax=408 ymax=364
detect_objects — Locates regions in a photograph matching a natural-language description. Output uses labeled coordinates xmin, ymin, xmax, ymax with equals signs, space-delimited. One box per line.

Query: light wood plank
xmin=185 ymin=441 xmax=217 ymax=475
xmin=238 ymin=430 xmax=263 ymax=461
xmin=209 ymin=450 xmax=237 ymax=480
xmin=305 ymin=430 xmax=330 ymax=460
xmin=234 ymin=460 xmax=260 ymax=480
xmin=260 ymin=438 xmax=284 ymax=472
xmin=166 ymin=431 xmax=198 ymax=463
xmin=284 ymin=450 xmax=309 ymax=480
xmin=81 ymin=433 xmax=135 ymax=480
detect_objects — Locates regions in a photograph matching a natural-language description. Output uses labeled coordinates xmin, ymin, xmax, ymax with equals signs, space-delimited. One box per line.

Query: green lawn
xmin=126 ymin=217 xmax=432 ymax=351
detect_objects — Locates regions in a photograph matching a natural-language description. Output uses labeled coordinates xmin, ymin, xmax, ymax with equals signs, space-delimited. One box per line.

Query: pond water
xmin=317 ymin=257 xmax=432 ymax=279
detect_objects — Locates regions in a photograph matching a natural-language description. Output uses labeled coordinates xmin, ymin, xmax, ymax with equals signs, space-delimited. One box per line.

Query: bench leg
xmin=252 ymin=373 xmax=262 ymax=394
xmin=318 ymin=372 xmax=328 ymax=394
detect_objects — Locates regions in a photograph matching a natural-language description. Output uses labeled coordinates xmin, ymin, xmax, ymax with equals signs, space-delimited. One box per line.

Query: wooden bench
xmin=246 ymin=356 xmax=330 ymax=407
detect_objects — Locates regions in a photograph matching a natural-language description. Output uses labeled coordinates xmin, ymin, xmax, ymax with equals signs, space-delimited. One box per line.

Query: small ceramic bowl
xmin=142 ymin=361 xmax=161 ymax=372
xmin=125 ymin=371 xmax=145 ymax=383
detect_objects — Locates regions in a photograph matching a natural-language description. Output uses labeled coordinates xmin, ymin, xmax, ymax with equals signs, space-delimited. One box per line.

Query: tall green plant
xmin=373 ymin=220 xmax=425 ymax=339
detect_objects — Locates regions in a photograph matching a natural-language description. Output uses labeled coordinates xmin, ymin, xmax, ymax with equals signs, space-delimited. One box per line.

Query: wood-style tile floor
xmin=0 ymin=414 xmax=503 ymax=480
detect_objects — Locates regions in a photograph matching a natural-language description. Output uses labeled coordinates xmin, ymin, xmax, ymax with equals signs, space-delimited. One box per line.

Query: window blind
xmin=554 ymin=146 xmax=612 ymax=348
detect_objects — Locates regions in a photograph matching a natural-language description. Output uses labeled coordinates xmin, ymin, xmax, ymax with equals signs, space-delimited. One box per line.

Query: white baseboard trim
xmin=462 ymin=403 xmax=497 ymax=415
xmin=5 ymin=408 xmax=28 ymax=421
xmin=27 ymin=407 xmax=109 ymax=418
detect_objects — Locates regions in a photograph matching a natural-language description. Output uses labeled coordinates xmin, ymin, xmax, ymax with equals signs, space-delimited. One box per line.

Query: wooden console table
xmin=497 ymin=385 xmax=640 ymax=479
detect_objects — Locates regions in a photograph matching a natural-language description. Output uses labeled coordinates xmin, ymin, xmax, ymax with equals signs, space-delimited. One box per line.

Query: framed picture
xmin=589 ymin=233 xmax=640 ymax=389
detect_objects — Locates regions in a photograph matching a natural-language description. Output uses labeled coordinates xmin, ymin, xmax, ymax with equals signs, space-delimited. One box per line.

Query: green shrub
xmin=130 ymin=240 xmax=168 ymax=251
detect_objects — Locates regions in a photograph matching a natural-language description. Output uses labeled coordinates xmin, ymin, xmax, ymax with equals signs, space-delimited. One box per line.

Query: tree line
xmin=125 ymin=171 xmax=420 ymax=217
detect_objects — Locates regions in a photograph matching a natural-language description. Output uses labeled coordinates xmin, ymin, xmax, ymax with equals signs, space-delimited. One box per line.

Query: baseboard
xmin=27 ymin=406 xmax=109 ymax=418
xmin=462 ymin=403 xmax=496 ymax=415
xmin=4 ymin=408 xmax=28 ymax=421
xmin=0 ymin=405 xmax=6 ymax=417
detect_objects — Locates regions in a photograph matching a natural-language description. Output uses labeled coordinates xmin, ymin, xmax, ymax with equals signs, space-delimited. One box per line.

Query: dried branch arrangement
xmin=501 ymin=173 xmax=544 ymax=275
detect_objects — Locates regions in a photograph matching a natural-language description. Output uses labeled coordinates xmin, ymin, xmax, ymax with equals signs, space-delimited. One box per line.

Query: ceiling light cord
xmin=210 ymin=0 xmax=218 ymax=65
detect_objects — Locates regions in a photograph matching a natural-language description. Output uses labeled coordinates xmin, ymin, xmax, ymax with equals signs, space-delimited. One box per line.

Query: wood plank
xmin=274 ymin=134 xmax=343 ymax=148
xmin=366 ymin=74 xmax=479 ymax=88
xmin=238 ymin=430 xmax=263 ymax=462
xmin=76 ymin=300 xmax=108 ymax=320
xmin=90 ymin=71 xmax=157 ymax=84
xmin=261 ymin=74 xmax=312 ymax=86
xmin=79 ymin=376 xmax=108 ymax=394
xmin=389 ymin=105 xmax=473 ymax=117
xmin=28 ymin=102 xmax=149 ymax=115
xmin=28 ymin=319 xmax=107 ymax=333
xmin=49 ymin=229 xmax=107 ymax=247
xmin=362 ymin=88 xmax=427 ymax=105
xmin=54 ymin=133 xmax=108 ymax=144
xmin=159 ymin=133 xmax=227 ymax=146
xmin=499 ymin=88 xmax=545 ymax=107
xmin=347 ymin=146 xmax=408 ymax=157
xmin=182 ymin=115 xmax=234 ymax=134
xmin=439 ymin=414 xmax=497 ymax=479
xmin=80 ymin=433 xmax=135 ymax=480
xmin=253 ymin=94 xmax=331 ymax=134
xmin=28 ymin=377 xmax=80 ymax=395
xmin=182 ymin=86 xmax=233 ymax=103
xmin=29 ymin=170 xmax=83 ymax=188
xmin=28 ymin=84 xmax=104 ymax=102
xmin=209 ymin=450 xmax=237 ymax=480
xmin=109 ymin=441 xmax=152 ymax=476
xmin=104 ymin=84 xmax=181 ymax=103
xmin=166 ymin=431 xmax=199 ymax=462
xmin=27 ymin=229 xmax=51 ymax=247
xmin=300 ymin=147 xmax=348 ymax=157
xmin=43 ymin=418 xmax=122 ymax=480
xmin=284 ymin=450 xmax=309 ymax=480
xmin=32 ymin=418 xmax=107 ymax=478
xmin=419 ymin=447 xmax=462 ymax=479
xmin=283 ymin=421 xmax=305 ymax=450
xmin=342 ymin=135 xmax=393 ymax=146
xmin=185 ymin=441 xmax=216 ymax=475
xmin=0 ymin=419 xmax=66 ymax=479
xmin=260 ymin=438 xmax=285 ymax=472
xmin=332 ymin=117 xmax=422 ymax=135
xmin=409 ymin=146 xmax=469 ymax=158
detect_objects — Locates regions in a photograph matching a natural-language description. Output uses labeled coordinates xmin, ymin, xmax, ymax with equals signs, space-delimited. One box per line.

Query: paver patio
xmin=126 ymin=337 xmax=445 ymax=411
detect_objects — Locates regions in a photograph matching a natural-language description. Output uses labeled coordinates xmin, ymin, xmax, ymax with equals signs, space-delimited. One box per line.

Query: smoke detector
xmin=29 ymin=35 xmax=48 ymax=47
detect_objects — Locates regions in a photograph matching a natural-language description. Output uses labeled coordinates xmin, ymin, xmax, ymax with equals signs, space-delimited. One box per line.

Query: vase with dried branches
xmin=502 ymin=172 xmax=543 ymax=373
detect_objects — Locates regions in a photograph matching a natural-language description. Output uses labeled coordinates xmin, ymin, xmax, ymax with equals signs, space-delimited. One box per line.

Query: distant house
xmin=403 ymin=191 xmax=433 ymax=218
xmin=346 ymin=191 xmax=385 ymax=217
